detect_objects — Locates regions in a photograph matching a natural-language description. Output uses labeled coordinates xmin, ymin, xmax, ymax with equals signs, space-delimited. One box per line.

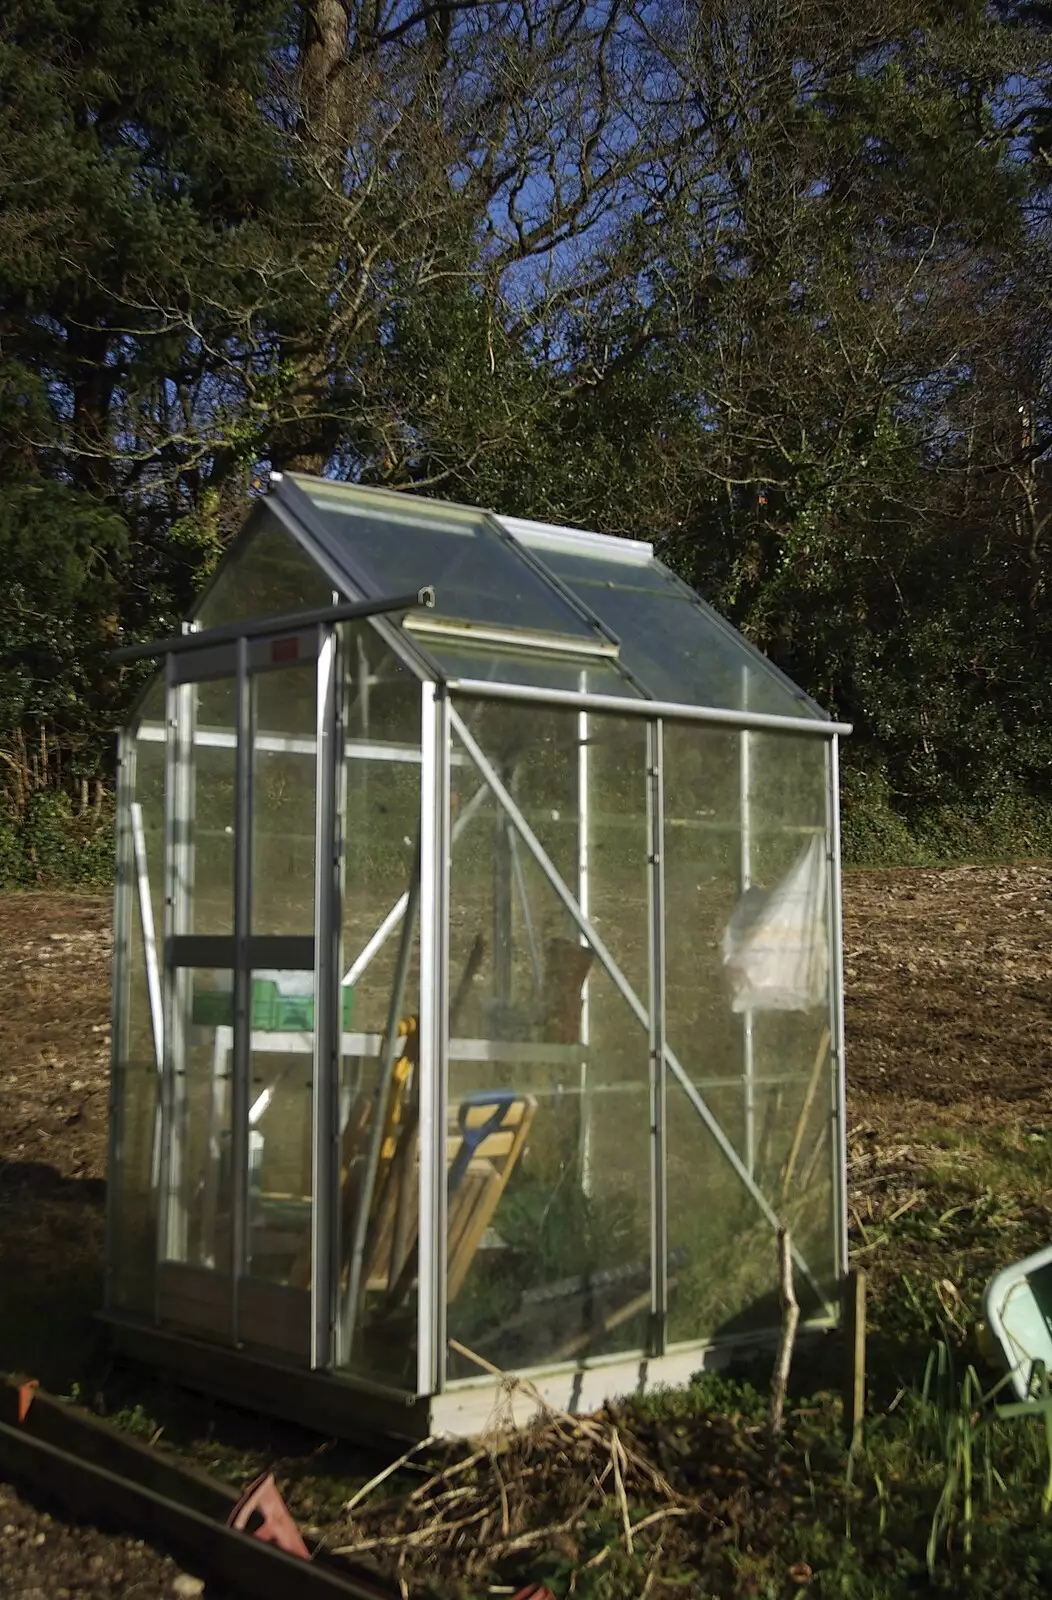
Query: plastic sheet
xmin=721 ymin=836 xmax=828 ymax=1013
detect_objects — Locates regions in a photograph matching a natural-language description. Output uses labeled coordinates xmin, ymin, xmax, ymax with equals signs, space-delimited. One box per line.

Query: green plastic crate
xmin=190 ymin=980 xmax=355 ymax=1031
xmin=274 ymin=992 xmax=313 ymax=1031
xmin=251 ymin=979 xmax=279 ymax=1029
xmin=191 ymin=979 xmax=277 ymax=1029
xmin=266 ymin=986 xmax=355 ymax=1031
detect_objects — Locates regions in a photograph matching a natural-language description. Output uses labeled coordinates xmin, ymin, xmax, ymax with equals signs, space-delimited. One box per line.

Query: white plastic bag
xmin=721 ymin=836 xmax=828 ymax=1013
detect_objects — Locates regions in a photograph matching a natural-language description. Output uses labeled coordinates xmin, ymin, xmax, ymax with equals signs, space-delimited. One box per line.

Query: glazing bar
xmin=826 ymin=736 xmax=850 ymax=1281
xmin=157 ymin=656 xmax=193 ymax=1278
xmin=110 ymin=589 xmax=435 ymax=664
xmin=311 ymin=625 xmax=339 ymax=1370
xmin=136 ymin=724 xmax=437 ymax=764
xmin=105 ymin=732 xmax=136 ymax=1311
xmin=577 ymin=683 xmax=592 ymax=1195
xmin=646 ymin=719 xmax=668 ymax=1354
xmin=449 ymin=706 xmax=831 ymax=1311
xmin=417 ymin=683 xmax=451 ymax=1396
xmin=445 ymin=678 xmax=851 ymax=738
xmin=231 ymin=635 xmax=253 ymax=1338
xmin=740 ymin=670 xmax=756 ymax=1179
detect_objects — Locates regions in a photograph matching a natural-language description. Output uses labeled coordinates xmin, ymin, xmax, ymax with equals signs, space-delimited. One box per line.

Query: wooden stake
xmin=768 ymin=1227 xmax=799 ymax=1441
xmin=781 ymin=1027 xmax=831 ymax=1203
xmin=844 ymin=1268 xmax=867 ymax=1454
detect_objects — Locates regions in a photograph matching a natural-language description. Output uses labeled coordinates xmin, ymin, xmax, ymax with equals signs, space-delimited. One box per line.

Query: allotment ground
xmin=0 ymin=863 xmax=1049 ymax=1598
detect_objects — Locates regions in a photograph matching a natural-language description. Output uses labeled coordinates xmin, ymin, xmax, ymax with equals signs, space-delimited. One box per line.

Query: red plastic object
xmin=227 ymin=1471 xmax=311 ymax=1560
xmin=16 ymin=1379 xmax=38 ymax=1424
xmin=510 ymin=1587 xmax=557 ymax=1600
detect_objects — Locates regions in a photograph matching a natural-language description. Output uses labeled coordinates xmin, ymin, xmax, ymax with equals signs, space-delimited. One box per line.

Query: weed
xmin=110 ymin=1401 xmax=159 ymax=1439
xmin=633 ymin=1371 xmax=770 ymax=1427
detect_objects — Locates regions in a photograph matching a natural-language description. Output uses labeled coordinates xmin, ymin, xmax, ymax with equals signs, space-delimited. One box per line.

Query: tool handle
xmin=447 ymin=1089 xmax=518 ymax=1194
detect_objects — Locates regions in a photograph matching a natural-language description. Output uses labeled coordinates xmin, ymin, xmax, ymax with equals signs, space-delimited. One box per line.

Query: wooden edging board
xmin=0 ymin=1377 xmax=394 ymax=1600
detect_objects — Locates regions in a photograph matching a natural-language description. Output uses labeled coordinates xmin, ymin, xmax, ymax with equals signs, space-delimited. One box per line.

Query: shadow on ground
xmin=0 ymin=1160 xmax=108 ymax=1392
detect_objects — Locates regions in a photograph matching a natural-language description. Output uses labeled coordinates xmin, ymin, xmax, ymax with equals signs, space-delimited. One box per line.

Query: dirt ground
xmin=843 ymin=863 xmax=1052 ymax=1330
xmin=0 ymin=864 xmax=1050 ymax=1592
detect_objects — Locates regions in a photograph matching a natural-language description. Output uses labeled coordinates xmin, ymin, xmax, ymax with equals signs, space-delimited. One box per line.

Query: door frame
xmin=155 ymin=620 xmax=341 ymax=1363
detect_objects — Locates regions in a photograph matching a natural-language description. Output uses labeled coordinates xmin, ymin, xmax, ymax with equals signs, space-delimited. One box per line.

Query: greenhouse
xmin=104 ymin=472 xmax=850 ymax=1440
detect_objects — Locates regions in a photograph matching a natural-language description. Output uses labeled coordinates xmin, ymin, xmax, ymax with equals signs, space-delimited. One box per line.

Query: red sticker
xmin=270 ymin=635 xmax=299 ymax=664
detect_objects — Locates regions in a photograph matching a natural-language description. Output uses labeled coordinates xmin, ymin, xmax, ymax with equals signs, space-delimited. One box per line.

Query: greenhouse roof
xmin=199 ymin=471 xmax=835 ymax=727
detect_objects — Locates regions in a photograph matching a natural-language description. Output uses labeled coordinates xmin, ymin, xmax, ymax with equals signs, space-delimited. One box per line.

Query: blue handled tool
xmin=447 ymin=1090 xmax=519 ymax=1196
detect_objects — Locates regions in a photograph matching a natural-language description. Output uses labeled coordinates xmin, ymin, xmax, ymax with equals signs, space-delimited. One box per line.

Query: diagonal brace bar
xmin=448 ymin=706 xmax=832 ymax=1313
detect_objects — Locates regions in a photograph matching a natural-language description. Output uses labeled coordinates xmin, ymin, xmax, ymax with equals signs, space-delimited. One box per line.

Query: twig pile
xmin=331 ymin=1363 xmax=696 ymax=1595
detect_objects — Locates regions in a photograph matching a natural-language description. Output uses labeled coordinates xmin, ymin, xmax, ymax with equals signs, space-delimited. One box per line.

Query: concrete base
xmin=103 ymin=1311 xmax=836 ymax=1444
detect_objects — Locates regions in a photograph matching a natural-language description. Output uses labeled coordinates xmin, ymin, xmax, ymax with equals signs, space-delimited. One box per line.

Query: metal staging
xmin=105 ymin=473 xmax=850 ymax=1435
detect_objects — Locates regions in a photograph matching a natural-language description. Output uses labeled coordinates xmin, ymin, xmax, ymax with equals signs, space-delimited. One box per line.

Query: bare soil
xmin=845 ymin=861 xmax=1052 ymax=1110
xmin=0 ymin=1483 xmax=195 ymax=1600
xmin=843 ymin=862 xmax=1052 ymax=1334
xmin=0 ymin=864 xmax=1049 ymax=1593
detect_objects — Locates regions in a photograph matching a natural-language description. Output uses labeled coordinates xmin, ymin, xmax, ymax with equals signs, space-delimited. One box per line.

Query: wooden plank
xmin=445 ymin=1175 xmax=480 ymax=1271
xmin=388 ymin=1119 xmax=419 ymax=1283
xmin=448 ymin=1165 xmax=504 ymax=1299
xmin=446 ymin=1160 xmax=495 ymax=1267
xmin=357 ymin=1094 xmax=538 ymax=1302
xmin=0 ymin=1420 xmax=392 ymax=1600
xmin=460 ymin=1100 xmax=528 ymax=1131
xmin=445 ymin=1131 xmax=515 ymax=1162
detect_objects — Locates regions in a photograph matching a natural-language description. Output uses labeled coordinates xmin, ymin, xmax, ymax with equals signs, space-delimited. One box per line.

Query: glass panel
xmin=245 ymin=662 xmax=319 ymax=1284
xmin=162 ymin=966 xmax=234 ymax=1271
xmin=445 ymin=701 xmax=651 ymax=1377
xmin=252 ymin=664 xmax=317 ymax=936
xmin=745 ymin=733 xmax=837 ymax=1303
xmin=190 ymin=677 xmax=237 ymax=936
xmin=586 ymin=716 xmax=650 ymax=996
xmin=195 ymin=506 xmax=333 ymax=630
xmin=662 ymin=723 xmax=836 ymax=1346
xmin=110 ymin=1057 xmax=159 ymax=1312
xmin=335 ymin=627 xmax=422 ymax=1389
xmin=109 ymin=688 xmax=166 ymax=1313
xmin=417 ymin=641 xmax=642 ymax=698
xmin=289 ymin=475 xmax=601 ymax=643
xmin=247 ymin=999 xmax=314 ymax=1285
xmin=538 ymin=547 xmax=819 ymax=719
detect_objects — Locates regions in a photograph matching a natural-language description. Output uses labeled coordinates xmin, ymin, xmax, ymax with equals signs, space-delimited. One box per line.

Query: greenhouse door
xmin=156 ymin=623 xmax=339 ymax=1365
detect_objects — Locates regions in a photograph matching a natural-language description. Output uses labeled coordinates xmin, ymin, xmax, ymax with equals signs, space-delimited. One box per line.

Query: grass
xmin=747 ymin=1118 xmax=1052 ymax=1598
xmin=492 ymin=1112 xmax=1052 ymax=1598
xmin=555 ymin=1351 xmax=1052 ymax=1598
